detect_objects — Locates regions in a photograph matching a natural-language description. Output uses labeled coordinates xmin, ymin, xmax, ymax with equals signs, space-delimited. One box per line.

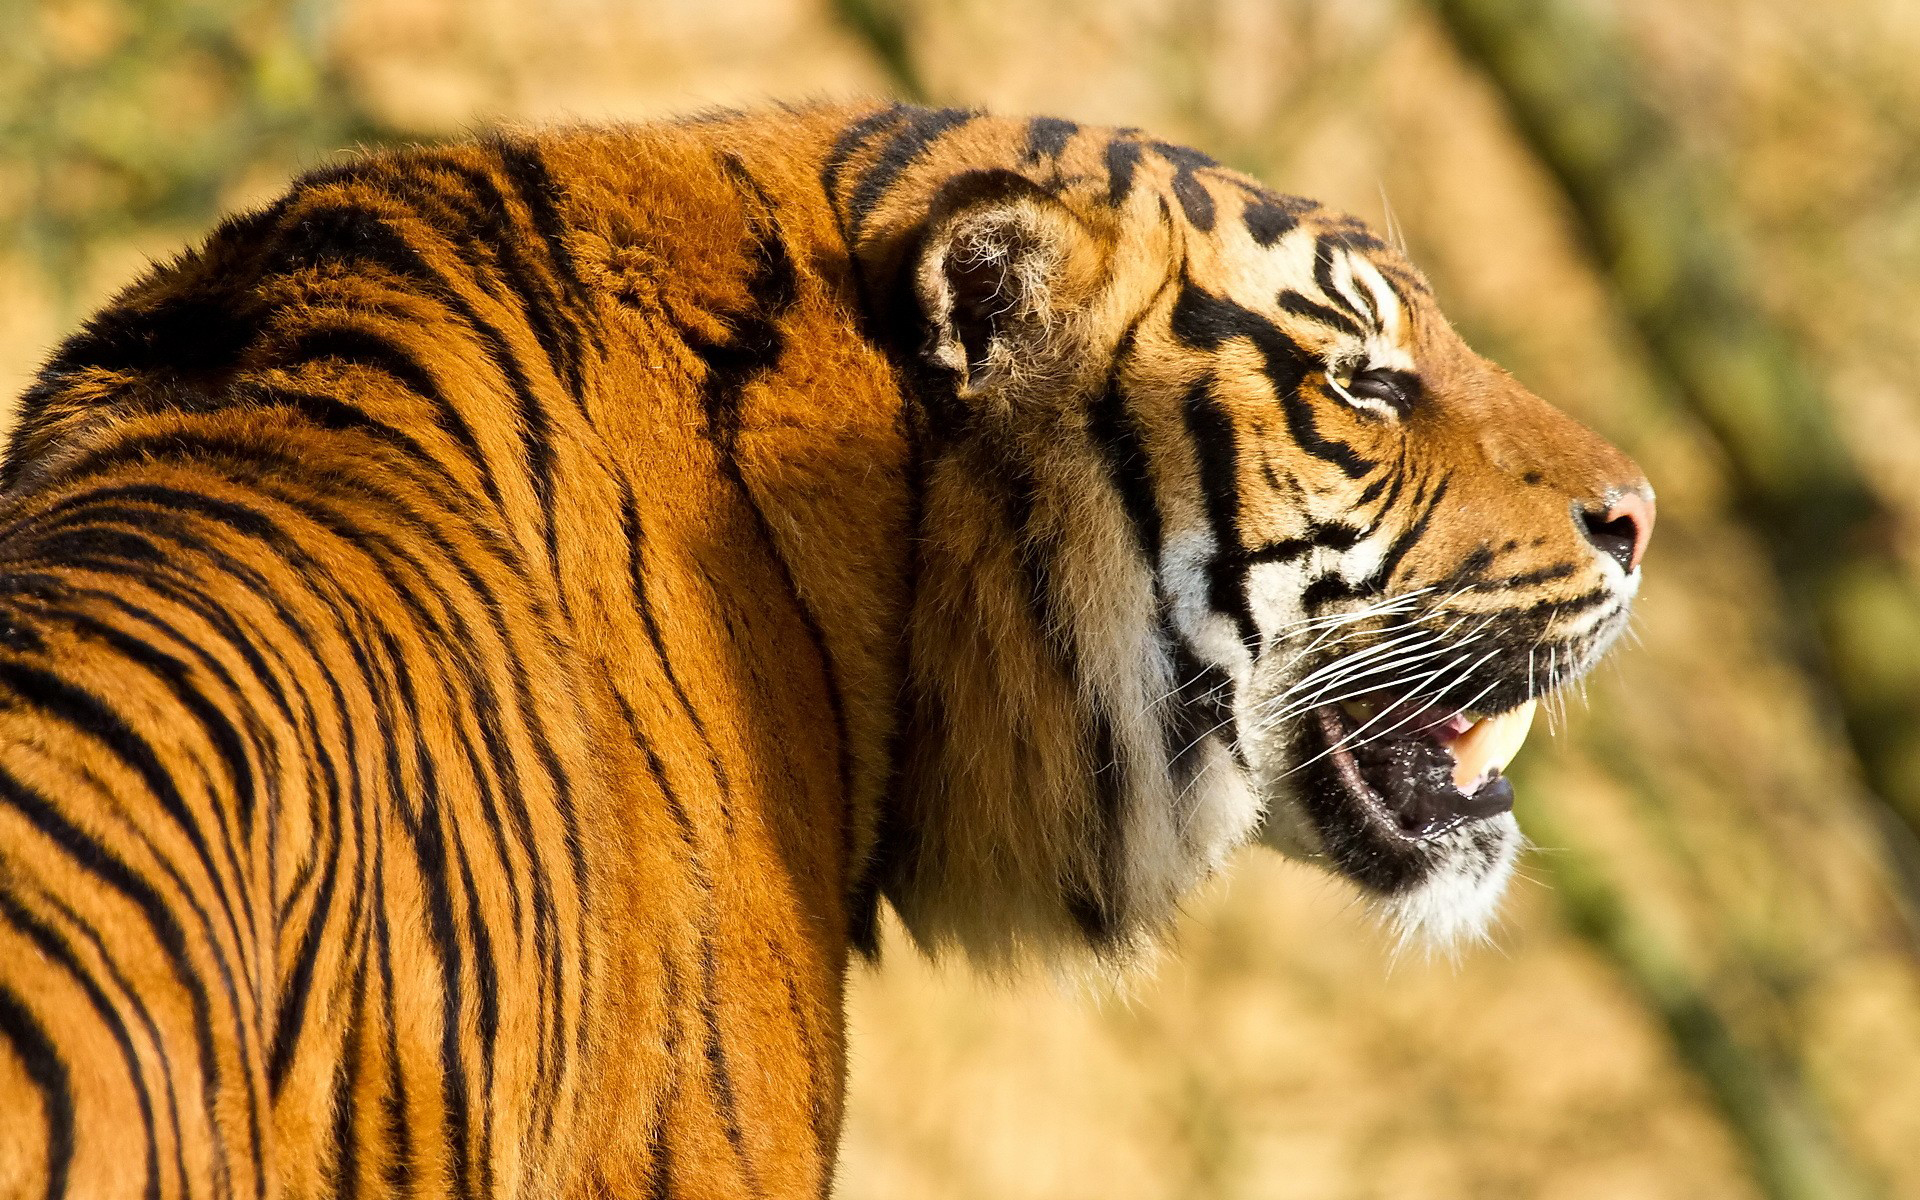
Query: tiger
xmin=0 ymin=101 xmax=1652 ymax=1198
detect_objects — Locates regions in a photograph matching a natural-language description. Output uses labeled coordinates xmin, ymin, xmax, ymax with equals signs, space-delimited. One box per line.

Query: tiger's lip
xmin=1306 ymin=695 xmax=1537 ymax=841
xmin=1332 ymin=694 xmax=1539 ymax=794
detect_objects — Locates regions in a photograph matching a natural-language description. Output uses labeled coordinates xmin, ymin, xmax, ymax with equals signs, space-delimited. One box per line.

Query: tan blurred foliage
xmin=5 ymin=1 xmax=1920 ymax=1197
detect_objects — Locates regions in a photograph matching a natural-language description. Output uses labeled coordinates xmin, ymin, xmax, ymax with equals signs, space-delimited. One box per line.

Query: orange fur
xmin=0 ymin=103 xmax=1648 ymax=1197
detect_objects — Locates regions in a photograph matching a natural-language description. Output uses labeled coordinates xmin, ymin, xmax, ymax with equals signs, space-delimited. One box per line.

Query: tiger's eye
xmin=1348 ymin=368 xmax=1419 ymax=410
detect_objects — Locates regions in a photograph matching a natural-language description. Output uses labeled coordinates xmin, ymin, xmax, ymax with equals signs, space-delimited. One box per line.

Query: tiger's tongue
xmin=1449 ymin=700 xmax=1538 ymax=793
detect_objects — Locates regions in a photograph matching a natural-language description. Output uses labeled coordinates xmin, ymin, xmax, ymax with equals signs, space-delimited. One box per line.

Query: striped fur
xmin=0 ymin=103 xmax=1648 ymax=1197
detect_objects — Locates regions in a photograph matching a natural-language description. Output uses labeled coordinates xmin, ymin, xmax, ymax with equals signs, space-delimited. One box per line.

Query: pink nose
xmin=1581 ymin=491 xmax=1655 ymax=574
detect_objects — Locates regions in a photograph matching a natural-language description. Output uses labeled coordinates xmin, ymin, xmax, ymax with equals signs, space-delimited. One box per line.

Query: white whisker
xmin=1271 ymin=646 xmax=1495 ymax=780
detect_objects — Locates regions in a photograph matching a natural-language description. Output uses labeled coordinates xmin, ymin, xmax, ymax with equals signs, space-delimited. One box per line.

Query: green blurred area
xmin=6 ymin=1 xmax=1920 ymax=1197
xmin=0 ymin=0 xmax=383 ymax=293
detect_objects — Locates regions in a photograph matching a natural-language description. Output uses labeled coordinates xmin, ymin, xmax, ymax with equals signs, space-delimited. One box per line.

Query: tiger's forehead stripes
xmin=1151 ymin=185 xmax=1425 ymax=381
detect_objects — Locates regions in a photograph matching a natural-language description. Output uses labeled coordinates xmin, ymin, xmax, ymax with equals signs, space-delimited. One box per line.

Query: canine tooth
xmin=1450 ymin=699 xmax=1537 ymax=792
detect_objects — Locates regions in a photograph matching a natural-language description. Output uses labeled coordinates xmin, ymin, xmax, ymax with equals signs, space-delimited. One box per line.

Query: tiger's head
xmin=845 ymin=115 xmax=1651 ymax=961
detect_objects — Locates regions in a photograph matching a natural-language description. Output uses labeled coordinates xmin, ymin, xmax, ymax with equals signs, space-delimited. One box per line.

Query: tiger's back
xmin=0 ymin=103 xmax=1653 ymax=1198
xmin=0 ymin=112 xmax=912 ymax=1198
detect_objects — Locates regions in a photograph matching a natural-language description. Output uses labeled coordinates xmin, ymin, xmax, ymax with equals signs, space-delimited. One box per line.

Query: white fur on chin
xmin=1380 ymin=814 xmax=1523 ymax=953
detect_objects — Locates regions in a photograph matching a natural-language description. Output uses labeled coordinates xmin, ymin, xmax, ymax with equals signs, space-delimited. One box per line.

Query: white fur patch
xmin=1377 ymin=816 xmax=1523 ymax=951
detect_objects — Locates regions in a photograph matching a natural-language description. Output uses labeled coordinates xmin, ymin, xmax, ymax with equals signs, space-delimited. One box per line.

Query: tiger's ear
xmin=914 ymin=169 xmax=1108 ymax=400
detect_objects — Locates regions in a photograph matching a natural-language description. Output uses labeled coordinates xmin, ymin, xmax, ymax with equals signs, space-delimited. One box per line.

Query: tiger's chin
xmin=1250 ymin=691 xmax=1536 ymax=950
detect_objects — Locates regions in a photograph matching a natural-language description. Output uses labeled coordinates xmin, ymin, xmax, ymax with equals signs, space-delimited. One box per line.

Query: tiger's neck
xmin=557 ymin=106 xmax=1264 ymax=966
xmin=534 ymin=121 xmax=923 ymax=960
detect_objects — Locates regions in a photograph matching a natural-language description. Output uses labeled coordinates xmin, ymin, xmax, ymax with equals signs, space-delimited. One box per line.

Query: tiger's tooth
xmin=1450 ymin=699 xmax=1538 ymax=793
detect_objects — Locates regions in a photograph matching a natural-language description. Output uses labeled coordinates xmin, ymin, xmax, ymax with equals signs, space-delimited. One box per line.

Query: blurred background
xmin=5 ymin=0 xmax=1920 ymax=1195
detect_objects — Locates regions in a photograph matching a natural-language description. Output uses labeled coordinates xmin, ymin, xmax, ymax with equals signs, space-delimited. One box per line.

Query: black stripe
xmin=847 ymin=106 xmax=979 ymax=237
xmin=283 ymin=327 xmax=448 ymax=423
xmin=0 ymin=654 xmax=260 ymax=1014
xmin=695 ymin=157 xmax=799 ymax=441
xmin=1168 ymin=280 xmax=1249 ymax=347
xmin=1308 ymin=520 xmax=1368 ymax=551
xmin=0 ymin=604 xmax=45 ymax=655
xmin=1242 ymin=537 xmax=1313 ymax=566
xmin=1437 ymin=543 xmax=1499 ymax=589
xmin=1356 ymin=463 xmax=1400 ymax=510
xmin=1278 ymin=289 xmax=1362 ymax=337
xmin=11 ymin=572 xmax=289 ymax=824
xmin=1312 ymin=235 xmax=1365 ymax=321
xmin=1242 ymin=193 xmax=1315 ymax=246
xmin=1162 ymin=283 xmax=1386 ymax=480
xmin=1105 ymin=135 xmax=1144 ymax=207
xmin=238 ymin=385 xmax=519 ymax=574
xmin=643 ymin=954 xmax=681 ymax=1200
xmin=1325 ymin=224 xmax=1390 ymax=254
xmin=436 ymin=152 xmax=599 ymax=411
xmin=1085 ymin=337 xmax=1162 ymax=568
xmin=821 ymin=105 xmax=909 ymax=214
xmin=36 ymin=603 xmax=265 ymax=845
xmin=1180 ymin=378 xmax=1260 ymax=650
xmin=1022 ymin=116 xmax=1078 ymax=163
xmin=1152 ymin=284 xmax=1382 ymax=478
xmin=380 ymin=624 xmax=527 ymax=946
xmin=1359 ymin=476 xmax=1449 ymax=597
xmin=0 ymin=765 xmax=238 ymax=1194
xmin=1345 ymin=259 xmax=1382 ymax=328
xmin=1300 ymin=572 xmax=1374 ymax=610
xmin=37 ymin=277 xmax=263 ymax=381
xmin=768 ymin=942 xmax=829 ymax=1156
xmin=1482 ymin=561 xmax=1578 ymax=589
xmin=617 ymin=721 xmax=699 ymax=1199
xmin=700 ymin=939 xmax=757 ymax=1191
xmin=447 ymin=818 xmax=500 ymax=1200
xmin=1150 ymin=141 xmax=1219 ymax=230
xmin=39 ymin=883 xmax=194 ymax=1198
xmin=329 ymin=957 xmax=366 ymax=1200
xmin=266 ymin=742 xmax=346 ymax=1098
xmin=0 ymin=888 xmax=158 ymax=1200
xmin=373 ymin=866 xmax=415 ymax=1194
xmin=622 ymin=493 xmax=738 ymax=833
xmin=1510 ymin=586 xmax=1614 ymax=620
xmin=0 ymin=982 xmax=74 ymax=1200
xmin=1278 ymin=383 xmax=1374 ymax=480
xmin=402 ymin=776 xmax=477 ymax=1200
xmin=280 ymin=324 xmax=503 ymax=513
xmin=1162 ymin=627 xmax=1238 ymax=787
xmin=261 ymin=199 xmax=565 ymax=580
xmin=487 ymin=138 xmax=603 ymax=343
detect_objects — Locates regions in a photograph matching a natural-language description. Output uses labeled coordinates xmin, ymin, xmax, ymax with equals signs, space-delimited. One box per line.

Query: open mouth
xmin=1305 ymin=694 xmax=1538 ymax=841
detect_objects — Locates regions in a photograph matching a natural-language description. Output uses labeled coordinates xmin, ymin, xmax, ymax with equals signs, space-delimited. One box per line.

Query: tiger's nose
xmin=1578 ymin=490 xmax=1655 ymax=574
